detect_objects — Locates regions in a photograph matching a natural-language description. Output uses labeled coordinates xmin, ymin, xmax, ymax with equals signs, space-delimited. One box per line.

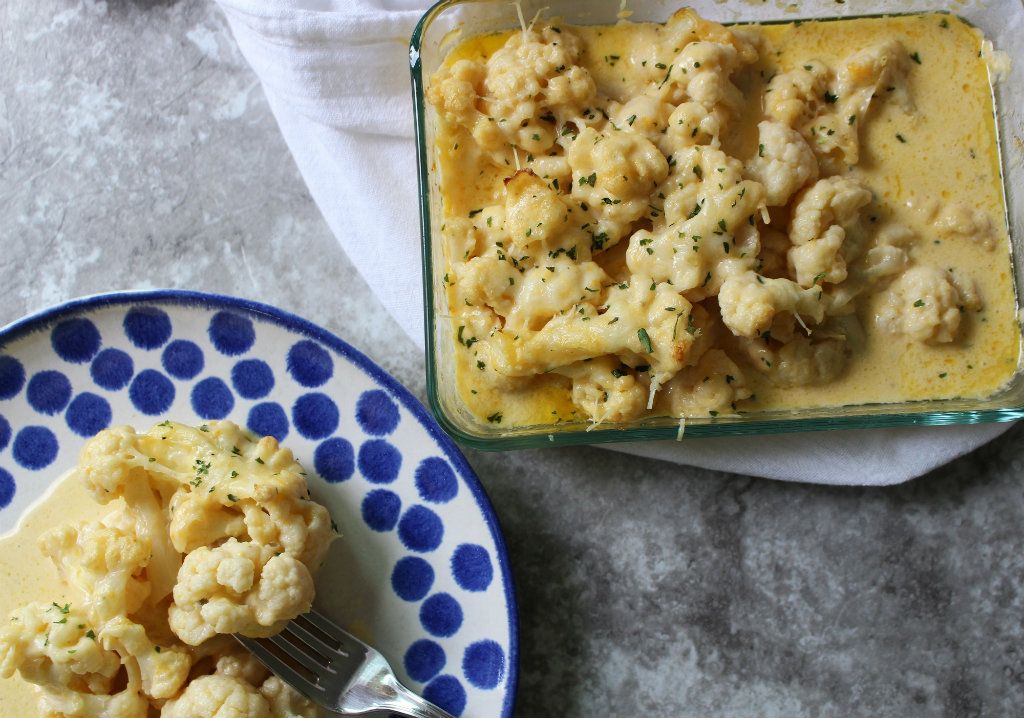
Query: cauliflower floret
xmin=502 ymin=169 xmax=589 ymax=260
xmin=455 ymin=255 xmax=520 ymax=317
xmin=627 ymin=157 xmax=764 ymax=299
xmin=875 ymin=265 xmax=977 ymax=343
xmin=214 ymin=652 xmax=270 ymax=687
xmin=927 ymin=201 xmax=998 ymax=250
xmin=101 ymin=616 xmax=190 ymax=700
xmin=739 ymin=333 xmax=849 ymax=385
xmin=837 ymin=40 xmax=913 ymax=118
xmin=764 ymin=61 xmax=833 ymax=129
xmin=427 ymin=26 xmax=594 ymax=156
xmin=609 ymin=95 xmax=674 ymax=146
xmin=567 ymin=127 xmax=669 ymax=246
xmin=664 ymin=349 xmax=751 ymax=417
xmin=39 ymin=508 xmax=152 ymax=624
xmin=260 ymin=676 xmax=318 ymax=718
xmin=557 ymin=356 xmax=648 ymax=424
xmin=497 ymin=277 xmax=697 ymax=388
xmin=718 ymin=271 xmax=826 ymax=339
xmin=0 ymin=602 xmax=119 ymax=694
xmin=747 ymin=120 xmax=818 ymax=206
xmin=787 ymin=177 xmax=872 ymax=287
xmin=40 ymin=686 xmax=151 ymax=718
xmin=169 ymin=538 xmax=314 ymax=646
xmin=161 ymin=673 xmax=271 ymax=718
xmin=156 ymin=423 xmax=333 ymax=570
xmin=504 ymin=257 xmax=611 ymax=333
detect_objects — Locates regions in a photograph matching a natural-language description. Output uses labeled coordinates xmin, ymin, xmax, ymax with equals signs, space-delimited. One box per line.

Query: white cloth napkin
xmin=213 ymin=0 xmax=1011 ymax=485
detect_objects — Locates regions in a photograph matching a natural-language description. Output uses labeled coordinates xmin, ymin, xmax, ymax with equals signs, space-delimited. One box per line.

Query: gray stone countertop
xmin=2 ymin=1 xmax=1023 ymax=715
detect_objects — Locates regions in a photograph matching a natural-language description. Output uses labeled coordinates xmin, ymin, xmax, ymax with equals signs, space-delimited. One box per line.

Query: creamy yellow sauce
xmin=433 ymin=12 xmax=1019 ymax=426
xmin=0 ymin=470 xmax=92 ymax=715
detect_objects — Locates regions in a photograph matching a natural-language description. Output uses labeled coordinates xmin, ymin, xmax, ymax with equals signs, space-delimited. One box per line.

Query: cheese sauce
xmin=0 ymin=470 xmax=93 ymax=714
xmin=434 ymin=13 xmax=1019 ymax=425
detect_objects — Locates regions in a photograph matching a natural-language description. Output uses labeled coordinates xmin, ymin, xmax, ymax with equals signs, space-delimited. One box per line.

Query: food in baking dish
xmin=427 ymin=8 xmax=1019 ymax=427
xmin=0 ymin=421 xmax=334 ymax=717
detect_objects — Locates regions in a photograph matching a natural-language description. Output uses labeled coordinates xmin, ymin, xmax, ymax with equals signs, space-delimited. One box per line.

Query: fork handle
xmin=377 ymin=674 xmax=456 ymax=718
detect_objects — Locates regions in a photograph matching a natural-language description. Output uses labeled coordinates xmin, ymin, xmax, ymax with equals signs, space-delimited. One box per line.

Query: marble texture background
xmin=2 ymin=1 xmax=1023 ymax=715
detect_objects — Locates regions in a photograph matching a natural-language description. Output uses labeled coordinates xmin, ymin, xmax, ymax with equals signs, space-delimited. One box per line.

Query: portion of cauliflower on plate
xmin=0 ymin=420 xmax=337 ymax=717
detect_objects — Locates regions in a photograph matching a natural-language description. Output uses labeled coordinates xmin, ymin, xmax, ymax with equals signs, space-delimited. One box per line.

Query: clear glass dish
xmin=410 ymin=0 xmax=1024 ymax=450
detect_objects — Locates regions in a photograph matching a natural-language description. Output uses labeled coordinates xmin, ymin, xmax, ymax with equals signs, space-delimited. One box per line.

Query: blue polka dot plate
xmin=0 ymin=290 xmax=517 ymax=718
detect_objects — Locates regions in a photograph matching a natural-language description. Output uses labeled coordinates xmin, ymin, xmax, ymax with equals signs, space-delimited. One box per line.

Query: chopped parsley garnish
xmin=627 ymin=114 xmax=637 ymax=126
xmin=758 ymin=143 xmax=765 ymax=158
xmin=718 ymin=219 xmax=727 ymax=232
xmin=693 ymin=165 xmax=703 ymax=179
xmin=913 ymin=299 xmax=925 ymax=307
xmin=468 ymin=208 xmax=483 ymax=217
xmin=486 ymin=412 xmax=503 ymax=423
xmin=910 ymin=51 xmax=922 ymax=64
xmin=254 ymin=457 xmax=264 ymax=464
xmin=848 ymin=115 xmax=856 ymax=125
xmin=86 ymin=630 xmax=96 ymax=640
xmin=230 ymin=470 xmax=239 ymax=478
xmin=227 ymin=494 xmax=239 ymax=502
xmin=823 ymin=91 xmax=838 ymax=104
xmin=637 ymin=328 xmax=653 ymax=354
xmin=938 ymin=372 xmax=948 ymax=378
xmin=579 ymin=172 xmax=596 ymax=187
xmin=896 ymin=133 xmax=907 ymax=143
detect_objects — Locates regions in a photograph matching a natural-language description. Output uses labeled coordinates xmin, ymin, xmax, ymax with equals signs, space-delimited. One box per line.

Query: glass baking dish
xmin=410 ymin=0 xmax=1024 ymax=450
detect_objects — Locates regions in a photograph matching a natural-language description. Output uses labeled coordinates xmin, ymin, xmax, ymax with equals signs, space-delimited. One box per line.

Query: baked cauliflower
xmin=718 ymin=271 xmax=826 ymax=339
xmin=875 ymin=265 xmax=980 ymax=343
xmin=169 ymin=539 xmax=314 ymax=645
xmin=3 ymin=420 xmax=337 ymax=715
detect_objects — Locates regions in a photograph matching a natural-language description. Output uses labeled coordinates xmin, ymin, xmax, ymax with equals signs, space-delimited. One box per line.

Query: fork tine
xmin=233 ymin=635 xmax=324 ymax=698
xmin=299 ymin=609 xmax=357 ymax=646
xmin=286 ymin=618 xmax=347 ymax=660
xmin=266 ymin=631 xmax=330 ymax=671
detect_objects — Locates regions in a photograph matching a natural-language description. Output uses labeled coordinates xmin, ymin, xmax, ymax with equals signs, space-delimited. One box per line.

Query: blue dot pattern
xmin=361 ymin=489 xmax=401 ymax=532
xmin=162 ymin=340 xmax=204 ymax=380
xmin=13 ymin=426 xmax=58 ymax=470
xmin=129 ymin=369 xmax=175 ymax=415
xmin=0 ymin=468 xmax=13 ymax=510
xmin=415 ymin=457 xmax=458 ymax=503
xmin=424 ymin=675 xmax=467 ymax=716
xmin=420 ymin=593 xmax=463 ymax=638
xmin=0 ymin=300 xmax=510 ymax=717
xmin=191 ymin=377 xmax=234 ymax=420
xmin=356 ymin=389 xmax=399 ymax=436
xmin=462 ymin=640 xmax=505 ymax=689
xmin=0 ymin=356 xmax=25 ymax=400
xmin=451 ymin=544 xmax=493 ymax=592
xmin=247 ymin=402 xmax=289 ymax=441
xmin=358 ymin=439 xmax=402 ymax=484
xmin=287 ymin=340 xmax=334 ymax=387
xmin=91 ymin=348 xmax=134 ymax=390
xmin=51 ymin=319 xmax=101 ymax=363
xmin=123 ymin=307 xmax=172 ymax=349
xmin=208 ymin=311 xmax=255 ymax=356
xmin=27 ymin=371 xmax=72 ymax=415
xmin=314 ymin=437 xmax=354 ymax=483
xmin=231 ymin=359 xmax=274 ymax=399
xmin=66 ymin=393 xmax=112 ymax=438
xmin=391 ymin=556 xmax=435 ymax=602
xmin=399 ymin=505 xmax=444 ymax=553
xmin=404 ymin=639 xmax=446 ymax=683
xmin=292 ymin=393 xmax=339 ymax=440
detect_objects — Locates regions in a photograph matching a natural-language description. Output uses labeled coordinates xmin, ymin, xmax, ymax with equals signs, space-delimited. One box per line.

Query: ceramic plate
xmin=0 ymin=290 xmax=517 ymax=718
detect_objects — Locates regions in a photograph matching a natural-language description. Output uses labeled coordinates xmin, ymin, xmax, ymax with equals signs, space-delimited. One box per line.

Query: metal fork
xmin=235 ymin=610 xmax=455 ymax=718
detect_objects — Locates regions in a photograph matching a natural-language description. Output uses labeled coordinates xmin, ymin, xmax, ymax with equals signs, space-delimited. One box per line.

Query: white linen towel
xmin=213 ymin=0 xmax=1012 ymax=485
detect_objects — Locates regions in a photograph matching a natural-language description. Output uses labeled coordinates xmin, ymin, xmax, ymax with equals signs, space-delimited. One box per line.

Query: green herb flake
xmin=227 ymin=494 xmax=239 ymax=502
xmin=910 ymin=51 xmax=922 ymax=64
xmin=486 ymin=412 xmax=503 ymax=424
xmin=637 ymin=328 xmax=654 ymax=354
xmin=848 ymin=115 xmax=856 ymax=125
xmin=627 ymin=114 xmax=637 ymax=126
xmin=468 ymin=208 xmax=483 ymax=217
xmin=758 ymin=143 xmax=765 ymax=157
xmin=896 ymin=133 xmax=907 ymax=143
xmin=824 ymin=91 xmax=838 ymax=104
xmin=914 ymin=299 xmax=925 ymax=307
